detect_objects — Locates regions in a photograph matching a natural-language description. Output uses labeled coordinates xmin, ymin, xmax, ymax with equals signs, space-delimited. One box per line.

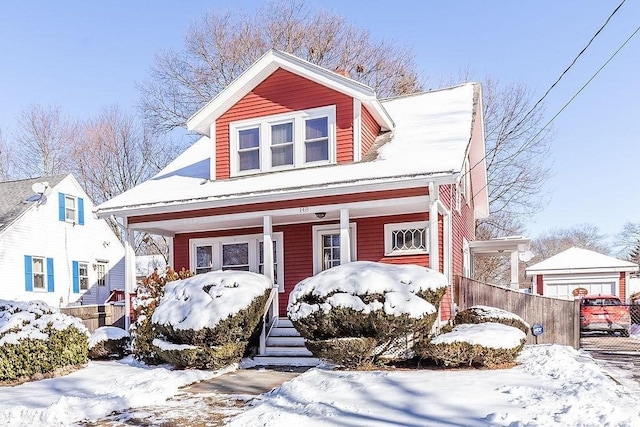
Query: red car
xmin=580 ymin=295 xmax=630 ymax=336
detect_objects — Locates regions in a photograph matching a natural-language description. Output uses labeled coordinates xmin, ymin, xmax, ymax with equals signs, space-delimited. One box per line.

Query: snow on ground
xmin=228 ymin=345 xmax=639 ymax=427
xmin=0 ymin=345 xmax=638 ymax=426
xmin=88 ymin=326 xmax=130 ymax=349
xmin=0 ymin=357 xmax=225 ymax=426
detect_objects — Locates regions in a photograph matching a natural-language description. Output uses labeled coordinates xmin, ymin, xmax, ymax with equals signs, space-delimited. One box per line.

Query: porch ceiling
xmin=129 ymin=195 xmax=429 ymax=236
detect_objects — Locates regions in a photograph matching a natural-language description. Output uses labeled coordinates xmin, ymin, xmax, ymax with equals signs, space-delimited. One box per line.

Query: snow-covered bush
xmin=454 ymin=305 xmax=530 ymax=334
xmin=151 ymin=270 xmax=272 ymax=369
xmin=418 ymin=323 xmax=526 ymax=368
xmin=131 ymin=267 xmax=193 ymax=364
xmin=0 ymin=300 xmax=89 ymax=382
xmin=288 ymin=261 xmax=448 ymax=366
xmin=306 ymin=337 xmax=378 ymax=368
xmin=88 ymin=326 xmax=130 ymax=360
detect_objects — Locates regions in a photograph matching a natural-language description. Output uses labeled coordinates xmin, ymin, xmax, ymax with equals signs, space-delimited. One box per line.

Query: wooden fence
xmin=60 ymin=304 xmax=127 ymax=333
xmin=455 ymin=277 xmax=580 ymax=349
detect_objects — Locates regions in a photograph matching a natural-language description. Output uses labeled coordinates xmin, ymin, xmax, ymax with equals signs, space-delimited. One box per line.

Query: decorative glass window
xmin=96 ymin=262 xmax=107 ymax=286
xmin=222 ymin=243 xmax=250 ymax=271
xmin=196 ymin=245 xmax=213 ymax=275
xmin=32 ymin=257 xmax=46 ymax=289
xmin=304 ymin=117 xmax=329 ymax=162
xmin=79 ymin=262 xmax=89 ymax=290
xmin=65 ymin=195 xmax=77 ymax=222
xmin=384 ymin=221 xmax=429 ymax=256
xmin=230 ymin=106 xmax=336 ymax=175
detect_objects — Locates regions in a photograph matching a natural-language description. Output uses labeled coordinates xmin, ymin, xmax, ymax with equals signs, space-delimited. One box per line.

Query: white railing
xmin=258 ymin=286 xmax=279 ymax=355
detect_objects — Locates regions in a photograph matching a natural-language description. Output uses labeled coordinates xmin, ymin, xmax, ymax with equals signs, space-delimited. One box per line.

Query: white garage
xmin=525 ymin=247 xmax=638 ymax=302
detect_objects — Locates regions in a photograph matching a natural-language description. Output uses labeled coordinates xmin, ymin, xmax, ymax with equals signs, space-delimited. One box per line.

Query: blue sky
xmin=1 ymin=1 xmax=638 ymax=243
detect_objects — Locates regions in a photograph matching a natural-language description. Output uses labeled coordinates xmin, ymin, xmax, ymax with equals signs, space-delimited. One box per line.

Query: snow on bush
xmin=0 ymin=300 xmax=89 ymax=382
xmin=418 ymin=323 xmax=526 ymax=368
xmin=454 ymin=305 xmax=530 ymax=334
xmin=288 ymin=261 xmax=448 ymax=366
xmin=88 ymin=326 xmax=130 ymax=360
xmin=151 ymin=270 xmax=272 ymax=369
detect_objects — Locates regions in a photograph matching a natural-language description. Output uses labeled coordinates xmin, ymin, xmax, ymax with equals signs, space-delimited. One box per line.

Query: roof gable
xmin=0 ymin=174 xmax=67 ymax=234
xmin=186 ymin=49 xmax=394 ymax=136
xmin=526 ymin=247 xmax=639 ymax=274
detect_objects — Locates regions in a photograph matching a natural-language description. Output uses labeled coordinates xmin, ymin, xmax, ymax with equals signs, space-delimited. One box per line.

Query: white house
xmin=0 ymin=174 xmax=125 ymax=307
xmin=525 ymin=247 xmax=639 ymax=301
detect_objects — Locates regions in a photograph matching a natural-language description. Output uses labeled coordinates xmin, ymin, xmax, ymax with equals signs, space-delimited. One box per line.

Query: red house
xmin=96 ymin=50 xmax=489 ymax=364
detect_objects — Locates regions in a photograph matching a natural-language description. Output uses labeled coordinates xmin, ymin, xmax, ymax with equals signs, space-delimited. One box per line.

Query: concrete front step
xmin=252 ymin=355 xmax=321 ymax=367
xmin=276 ymin=318 xmax=294 ymax=328
xmin=269 ymin=327 xmax=301 ymax=337
xmin=266 ymin=336 xmax=306 ymax=347
xmin=264 ymin=346 xmax=313 ymax=357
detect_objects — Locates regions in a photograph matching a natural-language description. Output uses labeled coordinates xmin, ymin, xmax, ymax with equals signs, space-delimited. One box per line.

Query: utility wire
xmin=471 ymin=23 xmax=640 ymax=201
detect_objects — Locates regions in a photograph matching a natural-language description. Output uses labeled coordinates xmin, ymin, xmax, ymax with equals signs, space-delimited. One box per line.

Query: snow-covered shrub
xmin=0 ymin=300 xmax=89 ymax=382
xmin=88 ymin=326 xmax=131 ymax=360
xmin=306 ymin=337 xmax=378 ymax=368
xmin=151 ymin=270 xmax=272 ymax=369
xmin=151 ymin=338 xmax=244 ymax=370
xmin=288 ymin=261 xmax=448 ymax=365
xmin=417 ymin=323 xmax=526 ymax=368
xmin=454 ymin=305 xmax=530 ymax=334
xmin=131 ymin=267 xmax=193 ymax=364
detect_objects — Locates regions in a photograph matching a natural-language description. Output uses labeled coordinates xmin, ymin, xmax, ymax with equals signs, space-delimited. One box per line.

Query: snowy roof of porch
xmin=525 ymin=247 xmax=639 ymax=275
xmin=95 ymin=83 xmax=479 ymax=217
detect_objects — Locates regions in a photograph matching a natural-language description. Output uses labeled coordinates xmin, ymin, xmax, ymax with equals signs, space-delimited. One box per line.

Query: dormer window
xmin=230 ymin=106 xmax=336 ymax=176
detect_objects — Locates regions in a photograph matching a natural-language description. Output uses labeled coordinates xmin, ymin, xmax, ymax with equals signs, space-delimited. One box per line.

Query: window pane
xmin=321 ymin=232 xmax=341 ymax=271
xmin=305 ymin=117 xmax=328 ymax=139
xmin=196 ymin=246 xmax=212 ymax=269
xmin=97 ymin=263 xmax=106 ymax=286
xmin=391 ymin=228 xmax=427 ymax=252
xmin=305 ymin=140 xmax=329 ymax=162
xmin=271 ymin=122 xmax=293 ymax=145
xmin=34 ymin=274 xmax=45 ymax=289
xmin=238 ymin=128 xmax=260 ymax=149
xmin=272 ymin=144 xmax=293 ymax=167
xmin=239 ymin=150 xmax=260 ymax=171
xmin=33 ymin=258 xmax=44 ymax=273
xmin=222 ymin=243 xmax=249 ymax=268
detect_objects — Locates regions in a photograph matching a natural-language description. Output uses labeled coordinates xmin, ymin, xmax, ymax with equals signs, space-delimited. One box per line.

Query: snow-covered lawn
xmin=0 ymin=345 xmax=637 ymax=426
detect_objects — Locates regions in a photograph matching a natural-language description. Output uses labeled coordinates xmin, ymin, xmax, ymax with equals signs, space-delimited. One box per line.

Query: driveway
xmin=580 ymin=334 xmax=640 ymax=394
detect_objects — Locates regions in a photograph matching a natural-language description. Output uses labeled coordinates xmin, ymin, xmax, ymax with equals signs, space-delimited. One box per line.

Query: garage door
xmin=545 ymin=282 xmax=615 ymax=300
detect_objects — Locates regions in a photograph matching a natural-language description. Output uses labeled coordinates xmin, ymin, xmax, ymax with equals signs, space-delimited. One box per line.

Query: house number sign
xmin=531 ymin=324 xmax=544 ymax=336
xmin=299 ymin=207 xmax=309 ymax=213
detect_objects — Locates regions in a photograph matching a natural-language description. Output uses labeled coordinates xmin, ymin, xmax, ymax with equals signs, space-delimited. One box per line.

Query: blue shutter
xmin=24 ymin=255 xmax=33 ymax=291
xmin=78 ymin=197 xmax=85 ymax=225
xmin=47 ymin=258 xmax=55 ymax=292
xmin=72 ymin=261 xmax=79 ymax=293
xmin=58 ymin=193 xmax=65 ymax=222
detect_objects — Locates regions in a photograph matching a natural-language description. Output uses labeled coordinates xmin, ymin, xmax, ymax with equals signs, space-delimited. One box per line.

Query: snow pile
xmin=0 ymin=300 xmax=88 ymax=345
xmin=152 ymin=270 xmax=272 ymax=331
xmin=288 ymin=261 xmax=446 ymax=320
xmin=431 ymin=323 xmax=526 ymax=349
xmin=0 ymin=356 xmax=221 ymax=426
xmin=228 ymin=345 xmax=638 ymax=426
xmin=88 ymin=326 xmax=129 ymax=349
xmin=454 ymin=305 xmax=530 ymax=333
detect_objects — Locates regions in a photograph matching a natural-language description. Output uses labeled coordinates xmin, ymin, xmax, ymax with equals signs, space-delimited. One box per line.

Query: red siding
xmin=216 ymin=68 xmax=354 ymax=179
xmin=620 ymin=272 xmax=626 ymax=301
xmin=440 ymin=184 xmax=476 ymax=279
xmin=361 ymin=106 xmax=380 ymax=157
xmin=128 ymin=187 xmax=428 ymax=224
xmin=536 ymin=275 xmax=544 ymax=295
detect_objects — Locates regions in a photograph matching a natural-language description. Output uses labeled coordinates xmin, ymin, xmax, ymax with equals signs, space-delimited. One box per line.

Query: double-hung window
xmin=230 ymin=106 xmax=336 ymax=175
xmin=32 ymin=257 xmax=46 ymax=290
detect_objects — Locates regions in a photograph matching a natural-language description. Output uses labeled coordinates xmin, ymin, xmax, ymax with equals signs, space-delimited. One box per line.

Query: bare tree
xmin=138 ymin=0 xmax=421 ymax=133
xmin=0 ymin=129 xmax=12 ymax=181
xmin=71 ymin=105 xmax=174 ymax=205
xmin=12 ymin=104 xmax=76 ymax=178
xmin=615 ymin=221 xmax=640 ymax=262
xmin=531 ymin=223 xmax=610 ymax=262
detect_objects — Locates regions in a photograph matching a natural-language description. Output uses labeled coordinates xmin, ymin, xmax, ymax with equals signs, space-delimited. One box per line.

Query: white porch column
xmin=262 ymin=215 xmax=274 ymax=283
xmin=510 ymin=250 xmax=519 ymax=289
xmin=123 ymin=218 xmax=136 ymax=330
xmin=167 ymin=236 xmax=174 ymax=268
xmin=340 ymin=208 xmax=351 ymax=265
xmin=429 ymin=183 xmax=439 ymax=271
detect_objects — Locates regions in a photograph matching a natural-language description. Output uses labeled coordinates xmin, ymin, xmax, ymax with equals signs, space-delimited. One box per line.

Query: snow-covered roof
xmin=96 ymin=83 xmax=480 ymax=217
xmin=526 ymin=247 xmax=639 ymax=275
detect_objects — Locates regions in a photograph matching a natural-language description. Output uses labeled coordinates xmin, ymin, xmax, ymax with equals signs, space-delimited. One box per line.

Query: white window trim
xmin=189 ymin=233 xmax=285 ymax=292
xmin=78 ymin=262 xmax=89 ymax=291
xmin=312 ymin=223 xmax=357 ymax=275
xmin=229 ymin=105 xmax=337 ymax=176
xmin=65 ymin=194 xmax=78 ymax=223
xmin=96 ymin=261 xmax=108 ymax=287
xmin=32 ymin=256 xmax=47 ymax=291
xmin=384 ymin=221 xmax=430 ymax=256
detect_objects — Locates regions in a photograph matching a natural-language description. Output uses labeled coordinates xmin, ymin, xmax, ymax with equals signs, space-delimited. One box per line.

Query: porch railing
xmin=258 ymin=285 xmax=279 ymax=355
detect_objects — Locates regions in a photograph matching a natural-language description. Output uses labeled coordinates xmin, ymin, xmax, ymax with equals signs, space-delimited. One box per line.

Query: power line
xmin=472 ymin=23 xmax=640 ymax=202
